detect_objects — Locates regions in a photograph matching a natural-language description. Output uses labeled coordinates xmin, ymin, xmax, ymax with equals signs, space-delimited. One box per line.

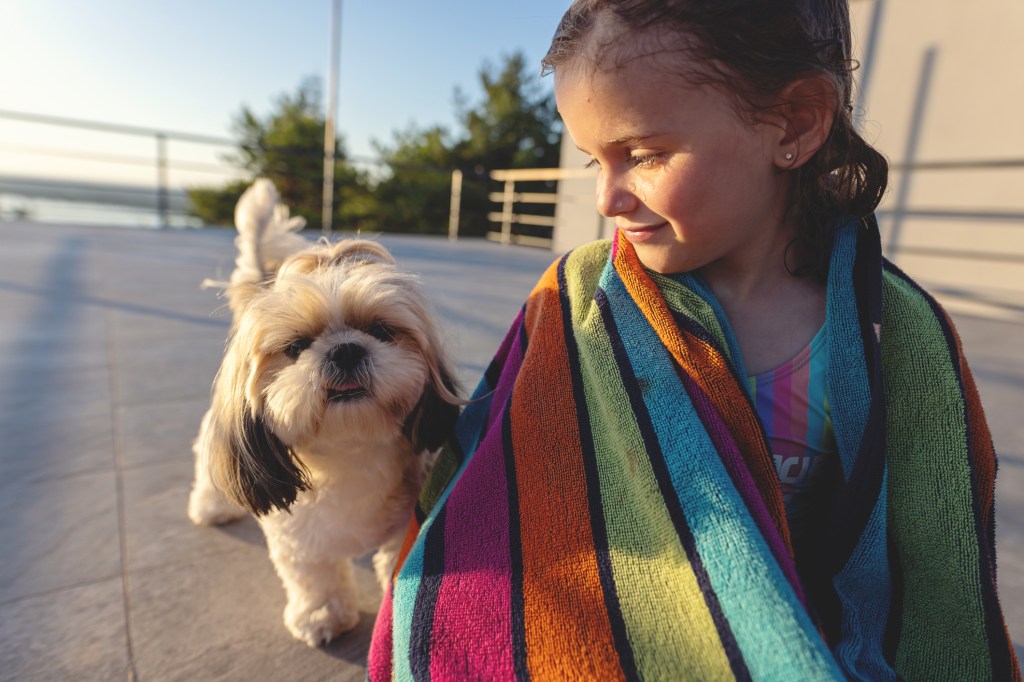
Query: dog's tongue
xmin=333 ymin=380 xmax=362 ymax=392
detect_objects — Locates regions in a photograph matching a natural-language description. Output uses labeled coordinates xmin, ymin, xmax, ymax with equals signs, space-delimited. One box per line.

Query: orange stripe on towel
xmin=511 ymin=263 xmax=625 ymax=680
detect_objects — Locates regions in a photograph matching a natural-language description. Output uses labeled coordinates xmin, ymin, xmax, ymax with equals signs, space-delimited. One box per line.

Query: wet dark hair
xmin=542 ymin=0 xmax=888 ymax=281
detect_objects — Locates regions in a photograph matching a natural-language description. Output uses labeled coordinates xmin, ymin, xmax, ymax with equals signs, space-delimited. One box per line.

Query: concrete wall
xmin=851 ymin=0 xmax=1024 ymax=317
xmin=550 ymin=0 xmax=1024 ymax=317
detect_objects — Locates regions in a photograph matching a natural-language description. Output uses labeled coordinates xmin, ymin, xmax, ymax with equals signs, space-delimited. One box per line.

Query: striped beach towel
xmin=369 ymin=217 xmax=1020 ymax=681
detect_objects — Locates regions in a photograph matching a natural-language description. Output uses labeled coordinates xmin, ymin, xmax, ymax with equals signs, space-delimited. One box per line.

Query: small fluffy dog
xmin=188 ymin=179 xmax=459 ymax=646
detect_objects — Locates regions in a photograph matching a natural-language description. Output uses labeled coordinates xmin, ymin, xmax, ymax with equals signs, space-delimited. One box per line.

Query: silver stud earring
xmin=784 ymin=152 xmax=794 ymax=161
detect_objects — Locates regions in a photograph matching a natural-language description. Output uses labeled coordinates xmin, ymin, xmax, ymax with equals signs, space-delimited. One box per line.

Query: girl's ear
xmin=774 ymin=75 xmax=838 ymax=169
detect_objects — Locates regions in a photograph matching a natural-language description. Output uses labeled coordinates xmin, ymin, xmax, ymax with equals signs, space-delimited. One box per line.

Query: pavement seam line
xmin=103 ymin=262 xmax=139 ymax=682
xmin=0 ymin=573 xmax=126 ymax=608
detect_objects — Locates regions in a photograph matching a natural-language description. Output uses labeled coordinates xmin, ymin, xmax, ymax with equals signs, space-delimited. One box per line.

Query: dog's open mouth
xmin=326 ymin=380 xmax=368 ymax=402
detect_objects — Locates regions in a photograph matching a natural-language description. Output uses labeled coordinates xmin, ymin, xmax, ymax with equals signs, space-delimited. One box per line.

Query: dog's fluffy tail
xmin=202 ymin=179 xmax=309 ymax=313
xmin=230 ymin=178 xmax=309 ymax=288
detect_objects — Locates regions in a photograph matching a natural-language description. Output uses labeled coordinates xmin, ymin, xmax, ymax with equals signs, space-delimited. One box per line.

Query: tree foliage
xmin=228 ymin=76 xmax=331 ymax=219
xmin=187 ymin=178 xmax=250 ymax=226
xmin=455 ymin=51 xmax=561 ymax=170
xmin=189 ymin=77 xmax=369 ymax=230
xmin=188 ymin=52 xmax=561 ymax=236
xmin=369 ymin=51 xmax=561 ymax=235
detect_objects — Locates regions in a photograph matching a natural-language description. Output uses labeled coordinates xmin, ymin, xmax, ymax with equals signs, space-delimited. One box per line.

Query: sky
xmin=0 ymin=0 xmax=571 ymax=190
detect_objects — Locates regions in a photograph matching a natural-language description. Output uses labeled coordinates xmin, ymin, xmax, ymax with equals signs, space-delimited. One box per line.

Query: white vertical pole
xmin=156 ymin=133 xmax=168 ymax=228
xmin=322 ymin=0 xmax=342 ymax=236
xmin=448 ymin=169 xmax=463 ymax=241
xmin=501 ymin=178 xmax=515 ymax=245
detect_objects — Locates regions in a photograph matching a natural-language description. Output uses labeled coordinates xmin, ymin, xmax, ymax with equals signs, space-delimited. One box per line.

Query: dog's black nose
xmin=329 ymin=343 xmax=366 ymax=371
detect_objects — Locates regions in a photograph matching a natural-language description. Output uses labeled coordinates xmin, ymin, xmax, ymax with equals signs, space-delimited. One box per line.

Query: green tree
xmin=454 ymin=51 xmax=561 ymax=169
xmin=189 ymin=52 xmax=562 ymax=236
xmin=365 ymin=125 xmax=458 ymax=234
xmin=187 ymin=178 xmax=251 ymax=227
xmin=369 ymin=51 xmax=562 ymax=235
xmin=188 ymin=77 xmax=370 ymax=230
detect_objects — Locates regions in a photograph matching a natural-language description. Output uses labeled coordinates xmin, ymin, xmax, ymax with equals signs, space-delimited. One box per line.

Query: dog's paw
xmin=187 ymin=486 xmax=246 ymax=526
xmin=284 ymin=598 xmax=360 ymax=648
xmin=372 ymin=546 xmax=399 ymax=593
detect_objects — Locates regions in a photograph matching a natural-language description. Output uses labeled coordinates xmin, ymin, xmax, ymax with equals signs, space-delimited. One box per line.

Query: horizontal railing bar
xmin=0 ymin=144 xmax=238 ymax=175
xmin=876 ymin=208 xmax=1024 ymax=222
xmin=891 ymin=159 xmax=1024 ymax=171
xmin=491 ymin=167 xmax=597 ymax=181
xmin=893 ymin=245 xmax=1024 ymax=264
xmin=487 ymin=212 xmax=557 ymax=227
xmin=0 ymin=109 xmax=385 ymax=167
xmin=485 ymin=232 xmax=553 ymax=248
xmin=0 ymin=108 xmax=235 ymax=145
xmin=0 ymin=176 xmax=185 ymax=198
xmin=487 ymin=192 xmax=559 ymax=204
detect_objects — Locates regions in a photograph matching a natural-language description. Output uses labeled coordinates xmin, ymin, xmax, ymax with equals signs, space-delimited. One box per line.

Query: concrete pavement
xmin=0 ymin=221 xmax=1020 ymax=680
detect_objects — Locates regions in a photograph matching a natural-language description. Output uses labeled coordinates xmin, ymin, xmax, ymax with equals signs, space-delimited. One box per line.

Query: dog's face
xmin=204 ymin=240 xmax=459 ymax=515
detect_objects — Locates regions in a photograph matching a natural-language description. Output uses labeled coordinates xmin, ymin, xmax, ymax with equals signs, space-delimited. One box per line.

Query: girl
xmin=369 ymin=1 xmax=1021 ymax=680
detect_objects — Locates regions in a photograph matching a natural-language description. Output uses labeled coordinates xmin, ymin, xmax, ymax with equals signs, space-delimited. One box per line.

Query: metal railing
xmin=0 ymin=108 xmax=388 ymax=229
xmin=0 ymin=108 xmax=238 ymax=227
xmin=476 ymin=167 xmax=597 ymax=247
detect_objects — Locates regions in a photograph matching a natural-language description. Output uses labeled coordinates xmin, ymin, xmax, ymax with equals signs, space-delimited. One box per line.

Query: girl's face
xmin=554 ymin=32 xmax=794 ymax=276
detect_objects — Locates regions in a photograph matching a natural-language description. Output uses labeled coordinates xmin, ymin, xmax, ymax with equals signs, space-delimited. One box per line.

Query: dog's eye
xmin=366 ymin=321 xmax=396 ymax=343
xmin=284 ymin=338 xmax=313 ymax=359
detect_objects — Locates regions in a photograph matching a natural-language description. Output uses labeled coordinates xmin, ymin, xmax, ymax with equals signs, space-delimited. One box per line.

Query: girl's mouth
xmin=619 ymin=223 xmax=667 ymax=244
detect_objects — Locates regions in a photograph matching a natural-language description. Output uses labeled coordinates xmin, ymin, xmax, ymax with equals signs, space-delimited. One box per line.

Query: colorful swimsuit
xmin=747 ymin=325 xmax=837 ymax=543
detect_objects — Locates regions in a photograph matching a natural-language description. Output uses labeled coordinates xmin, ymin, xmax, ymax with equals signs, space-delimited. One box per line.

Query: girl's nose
xmin=595 ymin=171 xmax=636 ymax=217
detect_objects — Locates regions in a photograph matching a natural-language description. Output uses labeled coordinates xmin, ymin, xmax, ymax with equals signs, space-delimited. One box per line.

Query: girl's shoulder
xmin=562 ymin=238 xmax=614 ymax=268
xmin=879 ymin=261 xmax=971 ymax=383
xmin=532 ymin=239 xmax=614 ymax=293
xmin=880 ymin=260 xmax=953 ymax=336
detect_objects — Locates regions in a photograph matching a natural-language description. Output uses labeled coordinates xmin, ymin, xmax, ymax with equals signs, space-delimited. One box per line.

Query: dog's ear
xmin=229 ymin=408 xmax=310 ymax=516
xmin=404 ymin=362 xmax=461 ymax=454
xmin=224 ymin=280 xmax=266 ymax=322
xmin=202 ymin=348 xmax=310 ymax=516
xmin=198 ymin=287 xmax=311 ymax=517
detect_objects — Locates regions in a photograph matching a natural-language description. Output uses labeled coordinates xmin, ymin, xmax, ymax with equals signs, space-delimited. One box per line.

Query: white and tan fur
xmin=187 ymin=179 xmax=459 ymax=647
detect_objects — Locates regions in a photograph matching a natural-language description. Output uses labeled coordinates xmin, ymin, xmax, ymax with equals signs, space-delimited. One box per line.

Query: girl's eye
xmin=284 ymin=338 xmax=313 ymax=359
xmin=631 ymin=153 xmax=664 ymax=168
xmin=584 ymin=153 xmax=662 ymax=170
xmin=367 ymin=321 xmax=396 ymax=343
